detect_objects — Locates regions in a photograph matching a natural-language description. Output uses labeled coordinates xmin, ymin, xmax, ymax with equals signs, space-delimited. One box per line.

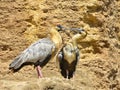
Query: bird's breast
xmin=64 ymin=51 xmax=76 ymax=64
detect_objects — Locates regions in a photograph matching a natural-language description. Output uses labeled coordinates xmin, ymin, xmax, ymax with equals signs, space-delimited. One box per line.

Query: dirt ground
xmin=0 ymin=0 xmax=120 ymax=90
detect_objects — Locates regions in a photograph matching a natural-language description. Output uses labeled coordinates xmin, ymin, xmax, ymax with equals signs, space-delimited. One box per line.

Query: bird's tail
xmin=9 ymin=54 xmax=24 ymax=70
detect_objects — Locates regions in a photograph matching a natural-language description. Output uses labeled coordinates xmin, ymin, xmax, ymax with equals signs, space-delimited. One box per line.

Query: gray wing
xmin=9 ymin=38 xmax=55 ymax=70
xmin=76 ymin=48 xmax=80 ymax=61
xmin=56 ymin=47 xmax=64 ymax=71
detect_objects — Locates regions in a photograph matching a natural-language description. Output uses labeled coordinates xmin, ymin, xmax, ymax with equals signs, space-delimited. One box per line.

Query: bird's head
xmin=71 ymin=29 xmax=87 ymax=42
xmin=49 ymin=24 xmax=68 ymax=37
xmin=75 ymin=28 xmax=87 ymax=39
xmin=49 ymin=25 xmax=64 ymax=34
xmin=69 ymin=28 xmax=87 ymax=37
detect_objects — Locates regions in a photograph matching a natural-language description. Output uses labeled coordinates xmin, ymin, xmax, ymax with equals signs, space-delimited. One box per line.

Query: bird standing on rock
xmin=57 ymin=27 xmax=87 ymax=79
xmin=9 ymin=25 xmax=63 ymax=78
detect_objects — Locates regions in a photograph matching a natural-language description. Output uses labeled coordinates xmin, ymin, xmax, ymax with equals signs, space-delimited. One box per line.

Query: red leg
xmin=36 ymin=66 xmax=43 ymax=78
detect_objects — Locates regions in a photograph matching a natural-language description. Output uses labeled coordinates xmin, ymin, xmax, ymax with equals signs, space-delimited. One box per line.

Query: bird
xmin=56 ymin=28 xmax=87 ymax=79
xmin=9 ymin=25 xmax=63 ymax=78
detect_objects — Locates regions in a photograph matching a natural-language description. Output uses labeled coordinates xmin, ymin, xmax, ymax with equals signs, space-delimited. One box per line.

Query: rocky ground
xmin=0 ymin=0 xmax=120 ymax=90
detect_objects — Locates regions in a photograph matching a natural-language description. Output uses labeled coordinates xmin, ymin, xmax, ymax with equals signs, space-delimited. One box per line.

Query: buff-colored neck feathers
xmin=49 ymin=27 xmax=62 ymax=49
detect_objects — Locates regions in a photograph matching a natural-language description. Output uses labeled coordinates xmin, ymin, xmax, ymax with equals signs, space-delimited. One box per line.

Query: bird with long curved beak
xmin=56 ymin=26 xmax=87 ymax=79
xmin=9 ymin=25 xmax=63 ymax=78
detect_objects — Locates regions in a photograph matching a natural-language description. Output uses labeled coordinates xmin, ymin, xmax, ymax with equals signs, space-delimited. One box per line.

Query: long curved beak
xmin=57 ymin=25 xmax=86 ymax=34
xmin=70 ymin=28 xmax=85 ymax=33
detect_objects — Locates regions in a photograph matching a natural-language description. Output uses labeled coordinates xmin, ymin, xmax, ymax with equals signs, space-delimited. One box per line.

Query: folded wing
xmin=9 ymin=38 xmax=55 ymax=70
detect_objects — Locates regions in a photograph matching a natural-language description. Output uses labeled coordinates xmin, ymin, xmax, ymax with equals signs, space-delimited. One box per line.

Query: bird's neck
xmin=49 ymin=28 xmax=63 ymax=62
xmin=69 ymin=34 xmax=79 ymax=48
xmin=50 ymin=28 xmax=62 ymax=49
xmin=70 ymin=33 xmax=86 ymax=48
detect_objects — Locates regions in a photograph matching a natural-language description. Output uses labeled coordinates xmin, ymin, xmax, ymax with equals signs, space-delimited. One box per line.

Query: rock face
xmin=0 ymin=0 xmax=120 ymax=90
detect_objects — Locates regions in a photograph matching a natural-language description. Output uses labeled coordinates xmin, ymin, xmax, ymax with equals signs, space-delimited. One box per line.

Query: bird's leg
xmin=66 ymin=70 xmax=69 ymax=79
xmin=72 ymin=72 xmax=75 ymax=80
xmin=36 ymin=65 xmax=43 ymax=78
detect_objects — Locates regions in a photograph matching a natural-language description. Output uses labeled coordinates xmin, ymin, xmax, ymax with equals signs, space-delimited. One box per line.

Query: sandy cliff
xmin=0 ymin=0 xmax=120 ymax=90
